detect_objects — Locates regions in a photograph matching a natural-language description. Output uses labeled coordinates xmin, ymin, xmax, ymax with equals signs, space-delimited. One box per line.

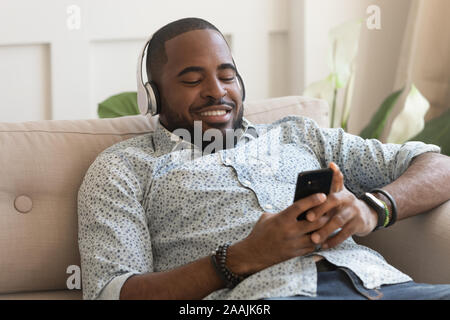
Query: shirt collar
xmin=152 ymin=117 xmax=257 ymax=155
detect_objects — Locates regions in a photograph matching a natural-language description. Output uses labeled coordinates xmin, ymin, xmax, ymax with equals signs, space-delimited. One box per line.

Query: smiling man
xmin=147 ymin=20 xmax=244 ymax=150
xmin=77 ymin=18 xmax=450 ymax=300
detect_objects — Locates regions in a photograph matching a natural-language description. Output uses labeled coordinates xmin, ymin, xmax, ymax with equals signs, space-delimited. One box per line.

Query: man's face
xmin=157 ymin=29 xmax=244 ymax=139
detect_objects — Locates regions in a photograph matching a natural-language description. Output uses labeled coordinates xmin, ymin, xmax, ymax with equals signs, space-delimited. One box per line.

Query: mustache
xmin=200 ymin=98 xmax=236 ymax=109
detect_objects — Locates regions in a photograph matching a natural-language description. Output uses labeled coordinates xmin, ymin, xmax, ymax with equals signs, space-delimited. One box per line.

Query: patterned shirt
xmin=77 ymin=115 xmax=440 ymax=300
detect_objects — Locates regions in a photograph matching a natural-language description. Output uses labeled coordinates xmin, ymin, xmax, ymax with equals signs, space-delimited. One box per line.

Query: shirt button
xmin=242 ymin=179 xmax=251 ymax=187
xmin=264 ymin=204 xmax=273 ymax=210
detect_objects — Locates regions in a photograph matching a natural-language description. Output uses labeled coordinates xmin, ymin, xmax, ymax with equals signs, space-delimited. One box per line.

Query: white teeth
xmin=199 ymin=110 xmax=227 ymax=116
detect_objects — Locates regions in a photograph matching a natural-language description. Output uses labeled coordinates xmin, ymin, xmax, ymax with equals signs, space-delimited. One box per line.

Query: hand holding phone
xmin=294 ymin=168 xmax=333 ymax=221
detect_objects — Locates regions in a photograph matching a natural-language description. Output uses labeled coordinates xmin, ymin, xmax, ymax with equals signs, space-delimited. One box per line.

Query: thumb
xmin=329 ymin=162 xmax=344 ymax=193
xmin=282 ymin=193 xmax=327 ymax=221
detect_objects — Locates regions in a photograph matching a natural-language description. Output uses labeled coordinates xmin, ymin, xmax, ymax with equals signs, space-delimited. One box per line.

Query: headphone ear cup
xmin=137 ymin=81 xmax=149 ymax=115
xmin=145 ymin=82 xmax=161 ymax=115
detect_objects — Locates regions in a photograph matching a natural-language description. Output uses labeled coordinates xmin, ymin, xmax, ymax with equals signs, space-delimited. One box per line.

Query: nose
xmin=201 ymin=77 xmax=227 ymax=101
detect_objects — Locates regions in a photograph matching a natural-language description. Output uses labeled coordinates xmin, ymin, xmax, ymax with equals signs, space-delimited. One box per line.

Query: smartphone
xmin=294 ymin=168 xmax=333 ymax=221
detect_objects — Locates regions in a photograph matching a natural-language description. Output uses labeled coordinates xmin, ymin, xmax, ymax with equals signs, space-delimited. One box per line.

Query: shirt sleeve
xmin=292 ymin=116 xmax=441 ymax=195
xmin=77 ymin=151 xmax=154 ymax=300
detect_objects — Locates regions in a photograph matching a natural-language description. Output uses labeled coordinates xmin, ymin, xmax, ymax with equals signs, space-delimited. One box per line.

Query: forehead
xmin=163 ymin=29 xmax=233 ymax=74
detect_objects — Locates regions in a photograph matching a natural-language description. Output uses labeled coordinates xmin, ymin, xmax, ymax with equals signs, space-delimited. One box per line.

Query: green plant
xmin=97 ymin=92 xmax=139 ymax=118
xmin=303 ymin=19 xmax=363 ymax=130
xmin=303 ymin=19 xmax=449 ymax=155
xmin=409 ymin=109 xmax=450 ymax=156
xmin=359 ymin=88 xmax=404 ymax=140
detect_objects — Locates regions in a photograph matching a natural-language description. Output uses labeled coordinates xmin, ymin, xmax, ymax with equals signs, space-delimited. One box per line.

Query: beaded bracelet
xmin=210 ymin=243 xmax=246 ymax=289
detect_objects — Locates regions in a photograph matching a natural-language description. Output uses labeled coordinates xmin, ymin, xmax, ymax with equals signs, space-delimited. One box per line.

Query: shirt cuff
xmin=393 ymin=141 xmax=441 ymax=179
xmin=97 ymin=272 xmax=137 ymax=300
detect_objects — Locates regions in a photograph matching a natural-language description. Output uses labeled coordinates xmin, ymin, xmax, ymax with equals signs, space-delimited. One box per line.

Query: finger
xmin=306 ymin=192 xmax=342 ymax=221
xmin=329 ymin=162 xmax=344 ymax=193
xmin=299 ymin=213 xmax=332 ymax=235
xmin=311 ymin=209 xmax=353 ymax=244
xmin=322 ymin=220 xmax=358 ymax=250
xmin=284 ymin=193 xmax=327 ymax=221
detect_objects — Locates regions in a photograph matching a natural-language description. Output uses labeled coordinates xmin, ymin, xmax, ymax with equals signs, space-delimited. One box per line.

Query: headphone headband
xmin=136 ymin=36 xmax=159 ymax=116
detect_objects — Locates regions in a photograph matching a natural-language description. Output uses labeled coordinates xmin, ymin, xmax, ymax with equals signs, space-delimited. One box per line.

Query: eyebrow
xmin=218 ymin=63 xmax=237 ymax=72
xmin=177 ymin=63 xmax=236 ymax=77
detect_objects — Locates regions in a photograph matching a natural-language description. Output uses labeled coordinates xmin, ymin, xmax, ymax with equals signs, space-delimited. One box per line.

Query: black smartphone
xmin=294 ymin=168 xmax=333 ymax=221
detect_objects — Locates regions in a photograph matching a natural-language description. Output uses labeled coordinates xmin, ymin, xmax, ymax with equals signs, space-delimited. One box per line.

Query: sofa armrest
xmin=355 ymin=200 xmax=450 ymax=284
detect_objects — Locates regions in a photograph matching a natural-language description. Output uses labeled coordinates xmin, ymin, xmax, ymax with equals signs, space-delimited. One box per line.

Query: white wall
xmin=0 ymin=0 xmax=289 ymax=122
xmin=0 ymin=0 xmax=412 ymax=129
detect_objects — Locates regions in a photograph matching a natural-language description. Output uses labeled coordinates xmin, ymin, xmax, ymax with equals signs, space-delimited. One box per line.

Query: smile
xmin=199 ymin=110 xmax=228 ymax=116
xmin=194 ymin=107 xmax=232 ymax=124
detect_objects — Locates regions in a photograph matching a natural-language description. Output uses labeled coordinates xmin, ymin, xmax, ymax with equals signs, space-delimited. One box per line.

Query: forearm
xmin=119 ymin=239 xmax=257 ymax=300
xmin=120 ymin=255 xmax=224 ymax=300
xmin=119 ymin=194 xmax=332 ymax=299
xmin=378 ymin=152 xmax=450 ymax=221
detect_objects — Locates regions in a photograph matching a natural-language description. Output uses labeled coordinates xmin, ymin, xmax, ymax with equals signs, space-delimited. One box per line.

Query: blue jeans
xmin=267 ymin=264 xmax=450 ymax=300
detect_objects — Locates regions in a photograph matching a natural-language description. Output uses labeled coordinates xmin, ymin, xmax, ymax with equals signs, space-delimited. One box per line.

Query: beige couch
xmin=0 ymin=96 xmax=449 ymax=300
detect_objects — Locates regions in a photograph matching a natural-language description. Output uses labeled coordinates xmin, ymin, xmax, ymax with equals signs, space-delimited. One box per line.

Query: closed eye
xmin=221 ymin=77 xmax=235 ymax=82
xmin=181 ymin=80 xmax=201 ymax=85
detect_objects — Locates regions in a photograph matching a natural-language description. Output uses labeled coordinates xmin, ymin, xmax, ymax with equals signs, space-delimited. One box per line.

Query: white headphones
xmin=136 ymin=35 xmax=160 ymax=116
xmin=136 ymin=33 xmax=246 ymax=116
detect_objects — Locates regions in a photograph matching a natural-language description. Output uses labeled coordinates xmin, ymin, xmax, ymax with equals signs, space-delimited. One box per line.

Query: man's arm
xmin=120 ymin=255 xmax=223 ymax=299
xmin=120 ymin=194 xmax=331 ymax=299
xmin=307 ymin=153 xmax=450 ymax=249
xmin=378 ymin=152 xmax=450 ymax=220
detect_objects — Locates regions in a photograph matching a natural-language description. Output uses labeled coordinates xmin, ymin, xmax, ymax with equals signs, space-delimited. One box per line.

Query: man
xmin=78 ymin=18 xmax=450 ymax=300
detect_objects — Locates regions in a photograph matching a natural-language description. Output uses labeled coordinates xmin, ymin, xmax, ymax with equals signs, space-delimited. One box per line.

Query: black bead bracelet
xmin=211 ymin=243 xmax=246 ymax=289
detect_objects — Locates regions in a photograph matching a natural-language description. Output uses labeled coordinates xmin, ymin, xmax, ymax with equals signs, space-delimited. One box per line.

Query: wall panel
xmin=89 ymin=39 xmax=144 ymax=119
xmin=269 ymin=31 xmax=290 ymax=98
xmin=0 ymin=44 xmax=51 ymax=122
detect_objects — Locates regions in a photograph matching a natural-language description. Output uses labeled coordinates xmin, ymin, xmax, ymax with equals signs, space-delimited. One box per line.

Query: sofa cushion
xmin=0 ymin=115 xmax=158 ymax=294
xmin=244 ymin=96 xmax=329 ymax=128
xmin=0 ymin=96 xmax=328 ymax=296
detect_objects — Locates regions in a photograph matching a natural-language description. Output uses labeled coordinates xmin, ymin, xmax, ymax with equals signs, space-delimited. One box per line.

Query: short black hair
xmin=146 ymin=17 xmax=227 ymax=82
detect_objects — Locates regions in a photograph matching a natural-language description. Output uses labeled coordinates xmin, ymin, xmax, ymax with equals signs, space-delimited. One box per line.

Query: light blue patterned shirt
xmin=77 ymin=115 xmax=440 ymax=300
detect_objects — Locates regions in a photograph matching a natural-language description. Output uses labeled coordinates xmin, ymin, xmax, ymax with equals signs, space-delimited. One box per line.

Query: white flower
xmin=387 ymin=85 xmax=430 ymax=143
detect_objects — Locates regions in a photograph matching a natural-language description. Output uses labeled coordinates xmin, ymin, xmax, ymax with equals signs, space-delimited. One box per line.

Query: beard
xmin=160 ymin=98 xmax=245 ymax=152
xmin=199 ymin=105 xmax=244 ymax=151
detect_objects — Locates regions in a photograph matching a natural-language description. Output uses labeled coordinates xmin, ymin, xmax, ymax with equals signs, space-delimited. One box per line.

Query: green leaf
xmin=97 ymin=91 xmax=140 ymax=118
xmin=409 ymin=109 xmax=450 ymax=156
xmin=387 ymin=85 xmax=430 ymax=144
xmin=359 ymin=88 xmax=404 ymax=139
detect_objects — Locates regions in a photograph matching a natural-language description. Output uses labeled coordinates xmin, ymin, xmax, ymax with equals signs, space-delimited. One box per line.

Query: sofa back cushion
xmin=0 ymin=96 xmax=328 ymax=294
